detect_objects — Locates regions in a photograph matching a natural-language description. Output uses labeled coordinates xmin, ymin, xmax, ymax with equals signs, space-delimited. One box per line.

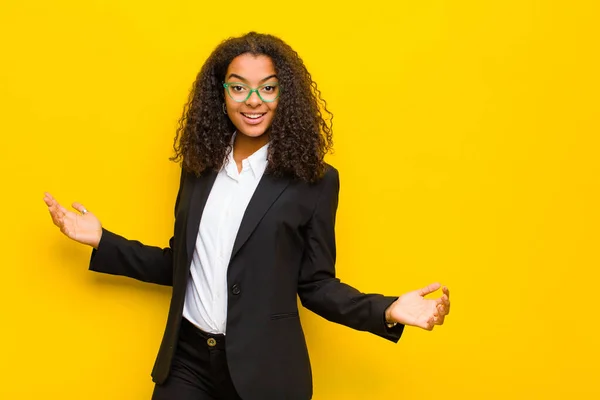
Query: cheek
xmin=268 ymin=100 xmax=279 ymax=114
xmin=224 ymin=96 xmax=237 ymax=113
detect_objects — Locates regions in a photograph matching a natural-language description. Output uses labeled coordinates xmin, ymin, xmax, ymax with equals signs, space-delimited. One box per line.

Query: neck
xmin=232 ymin=133 xmax=269 ymax=162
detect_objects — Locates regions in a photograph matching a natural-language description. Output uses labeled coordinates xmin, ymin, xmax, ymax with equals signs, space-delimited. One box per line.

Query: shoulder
xmin=320 ymin=163 xmax=339 ymax=187
xmin=304 ymin=163 xmax=339 ymax=198
xmin=324 ymin=163 xmax=338 ymax=177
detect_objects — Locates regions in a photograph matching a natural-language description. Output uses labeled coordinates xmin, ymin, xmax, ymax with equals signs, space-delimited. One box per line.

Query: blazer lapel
xmin=230 ymin=174 xmax=290 ymax=261
xmin=185 ymin=170 xmax=218 ymax=263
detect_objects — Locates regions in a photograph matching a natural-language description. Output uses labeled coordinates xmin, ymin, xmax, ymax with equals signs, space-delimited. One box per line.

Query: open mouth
xmin=241 ymin=112 xmax=267 ymax=125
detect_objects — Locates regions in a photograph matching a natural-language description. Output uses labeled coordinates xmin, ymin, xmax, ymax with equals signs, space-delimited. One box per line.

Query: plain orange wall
xmin=1 ymin=1 xmax=599 ymax=399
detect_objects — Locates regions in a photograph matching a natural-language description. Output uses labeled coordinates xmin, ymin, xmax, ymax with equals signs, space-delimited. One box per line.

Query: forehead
xmin=226 ymin=54 xmax=276 ymax=82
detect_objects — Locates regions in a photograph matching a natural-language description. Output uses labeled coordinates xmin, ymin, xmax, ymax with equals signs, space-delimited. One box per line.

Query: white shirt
xmin=182 ymin=141 xmax=269 ymax=334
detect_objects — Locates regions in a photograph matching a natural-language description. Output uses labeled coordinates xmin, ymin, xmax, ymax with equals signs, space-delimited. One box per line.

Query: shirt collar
xmin=246 ymin=141 xmax=269 ymax=178
xmin=224 ymin=132 xmax=270 ymax=179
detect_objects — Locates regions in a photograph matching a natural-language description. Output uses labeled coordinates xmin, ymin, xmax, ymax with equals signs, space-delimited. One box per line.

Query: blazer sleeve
xmin=297 ymin=167 xmax=405 ymax=342
xmin=88 ymin=169 xmax=186 ymax=287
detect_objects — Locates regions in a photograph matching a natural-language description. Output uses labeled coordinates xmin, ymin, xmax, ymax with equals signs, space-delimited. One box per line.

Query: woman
xmin=44 ymin=32 xmax=450 ymax=400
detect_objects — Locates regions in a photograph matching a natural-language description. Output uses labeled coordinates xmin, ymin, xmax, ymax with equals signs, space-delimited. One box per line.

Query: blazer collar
xmin=185 ymin=169 xmax=290 ymax=265
xmin=230 ymin=173 xmax=289 ymax=260
xmin=185 ymin=170 xmax=217 ymax=263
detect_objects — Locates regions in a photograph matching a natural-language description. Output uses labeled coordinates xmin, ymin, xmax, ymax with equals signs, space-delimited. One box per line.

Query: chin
xmin=236 ymin=125 xmax=270 ymax=139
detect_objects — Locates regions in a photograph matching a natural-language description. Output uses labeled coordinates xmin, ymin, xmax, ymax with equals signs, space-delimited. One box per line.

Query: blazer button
xmin=231 ymin=284 xmax=241 ymax=295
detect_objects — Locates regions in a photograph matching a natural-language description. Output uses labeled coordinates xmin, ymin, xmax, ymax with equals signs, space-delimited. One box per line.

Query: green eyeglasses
xmin=223 ymin=82 xmax=281 ymax=103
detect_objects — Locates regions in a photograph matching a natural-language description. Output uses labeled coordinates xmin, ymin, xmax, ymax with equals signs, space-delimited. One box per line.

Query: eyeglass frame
xmin=222 ymin=81 xmax=282 ymax=103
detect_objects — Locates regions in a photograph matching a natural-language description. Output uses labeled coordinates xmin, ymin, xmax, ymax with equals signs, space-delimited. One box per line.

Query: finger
xmin=43 ymin=194 xmax=53 ymax=207
xmin=436 ymin=303 xmax=446 ymax=316
xmin=43 ymin=192 xmax=55 ymax=203
xmin=442 ymin=295 xmax=450 ymax=315
xmin=443 ymin=286 xmax=450 ymax=297
xmin=419 ymin=282 xmax=441 ymax=297
xmin=44 ymin=195 xmax=73 ymax=230
xmin=48 ymin=209 xmax=62 ymax=227
xmin=442 ymin=303 xmax=450 ymax=317
xmin=45 ymin=196 xmax=57 ymax=214
xmin=72 ymin=202 xmax=88 ymax=215
xmin=44 ymin=194 xmax=56 ymax=210
xmin=44 ymin=193 xmax=62 ymax=210
xmin=46 ymin=195 xmax=64 ymax=215
xmin=432 ymin=309 xmax=445 ymax=325
xmin=441 ymin=294 xmax=450 ymax=306
xmin=425 ymin=316 xmax=435 ymax=331
xmin=47 ymin=202 xmax=64 ymax=227
xmin=58 ymin=204 xmax=69 ymax=218
xmin=49 ymin=203 xmax=72 ymax=228
xmin=437 ymin=295 xmax=450 ymax=309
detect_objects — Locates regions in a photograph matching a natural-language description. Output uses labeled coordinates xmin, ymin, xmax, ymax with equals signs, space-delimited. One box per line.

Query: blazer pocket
xmin=270 ymin=311 xmax=299 ymax=320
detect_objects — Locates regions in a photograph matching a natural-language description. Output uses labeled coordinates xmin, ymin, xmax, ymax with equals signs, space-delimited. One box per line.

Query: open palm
xmin=43 ymin=192 xmax=102 ymax=248
xmin=387 ymin=283 xmax=450 ymax=331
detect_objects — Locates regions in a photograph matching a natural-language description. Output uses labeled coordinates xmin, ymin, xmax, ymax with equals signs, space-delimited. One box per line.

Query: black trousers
xmin=152 ymin=318 xmax=242 ymax=400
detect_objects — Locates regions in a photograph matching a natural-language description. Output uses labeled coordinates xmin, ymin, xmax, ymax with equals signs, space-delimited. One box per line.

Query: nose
xmin=245 ymin=90 xmax=262 ymax=107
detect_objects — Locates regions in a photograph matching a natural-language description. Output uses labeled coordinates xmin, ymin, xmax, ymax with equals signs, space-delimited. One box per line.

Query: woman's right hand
xmin=44 ymin=192 xmax=103 ymax=248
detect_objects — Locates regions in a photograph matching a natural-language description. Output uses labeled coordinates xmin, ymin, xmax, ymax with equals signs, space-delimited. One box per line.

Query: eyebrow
xmin=227 ymin=73 xmax=278 ymax=83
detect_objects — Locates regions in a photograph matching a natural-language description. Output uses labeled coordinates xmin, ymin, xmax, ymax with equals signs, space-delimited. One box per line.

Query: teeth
xmin=242 ymin=113 xmax=264 ymax=119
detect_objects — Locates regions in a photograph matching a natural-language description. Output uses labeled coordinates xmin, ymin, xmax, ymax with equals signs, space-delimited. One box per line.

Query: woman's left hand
xmin=385 ymin=283 xmax=450 ymax=331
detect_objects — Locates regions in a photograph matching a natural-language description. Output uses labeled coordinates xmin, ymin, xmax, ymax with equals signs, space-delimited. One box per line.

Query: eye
xmin=260 ymin=84 xmax=278 ymax=93
xmin=231 ymin=85 xmax=247 ymax=92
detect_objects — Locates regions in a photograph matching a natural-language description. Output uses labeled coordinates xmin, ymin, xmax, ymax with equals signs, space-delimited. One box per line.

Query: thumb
xmin=418 ymin=282 xmax=442 ymax=297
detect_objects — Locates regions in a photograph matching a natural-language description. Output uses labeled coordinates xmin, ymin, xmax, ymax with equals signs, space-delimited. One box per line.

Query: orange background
xmin=1 ymin=1 xmax=599 ymax=398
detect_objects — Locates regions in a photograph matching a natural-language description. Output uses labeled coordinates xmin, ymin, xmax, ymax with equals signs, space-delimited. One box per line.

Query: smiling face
xmin=224 ymin=53 xmax=279 ymax=141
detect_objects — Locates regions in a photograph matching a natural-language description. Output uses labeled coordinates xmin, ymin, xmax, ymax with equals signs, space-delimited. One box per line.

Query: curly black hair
xmin=171 ymin=32 xmax=333 ymax=183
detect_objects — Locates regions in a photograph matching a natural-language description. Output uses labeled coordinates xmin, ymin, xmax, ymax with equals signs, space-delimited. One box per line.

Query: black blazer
xmin=89 ymin=165 xmax=404 ymax=400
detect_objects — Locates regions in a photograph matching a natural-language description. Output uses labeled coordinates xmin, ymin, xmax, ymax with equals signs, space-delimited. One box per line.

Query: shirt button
xmin=231 ymin=284 xmax=241 ymax=295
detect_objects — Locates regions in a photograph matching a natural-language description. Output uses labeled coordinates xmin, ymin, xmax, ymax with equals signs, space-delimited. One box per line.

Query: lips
xmin=241 ymin=112 xmax=267 ymax=125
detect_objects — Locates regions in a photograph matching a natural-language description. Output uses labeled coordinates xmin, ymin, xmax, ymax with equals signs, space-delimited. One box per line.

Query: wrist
xmin=384 ymin=303 xmax=397 ymax=328
xmin=91 ymin=228 xmax=103 ymax=249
